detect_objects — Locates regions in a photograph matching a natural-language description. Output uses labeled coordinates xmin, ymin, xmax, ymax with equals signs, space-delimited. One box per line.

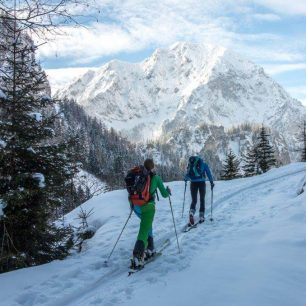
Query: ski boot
xmin=199 ymin=216 xmax=205 ymax=224
xmin=188 ymin=213 xmax=195 ymax=226
xmin=130 ymin=254 xmax=145 ymax=270
xmin=144 ymin=248 xmax=156 ymax=260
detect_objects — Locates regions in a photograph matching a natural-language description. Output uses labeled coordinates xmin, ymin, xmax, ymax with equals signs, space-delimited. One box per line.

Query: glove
xmin=210 ymin=182 xmax=215 ymax=190
xmin=166 ymin=186 xmax=172 ymax=196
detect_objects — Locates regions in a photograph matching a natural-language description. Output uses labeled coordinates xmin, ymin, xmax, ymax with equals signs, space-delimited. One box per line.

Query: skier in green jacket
xmin=131 ymin=158 xmax=171 ymax=268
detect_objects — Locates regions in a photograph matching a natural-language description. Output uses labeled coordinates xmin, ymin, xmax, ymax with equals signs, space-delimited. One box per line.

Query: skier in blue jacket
xmin=184 ymin=156 xmax=214 ymax=224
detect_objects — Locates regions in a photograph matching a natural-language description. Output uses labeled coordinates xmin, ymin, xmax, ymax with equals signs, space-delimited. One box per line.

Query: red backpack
xmin=125 ymin=165 xmax=151 ymax=206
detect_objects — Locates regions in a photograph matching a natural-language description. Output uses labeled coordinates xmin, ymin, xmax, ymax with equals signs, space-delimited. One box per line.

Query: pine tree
xmin=221 ymin=150 xmax=240 ymax=180
xmin=242 ymin=146 xmax=259 ymax=177
xmin=0 ymin=16 xmax=76 ymax=272
xmin=256 ymin=126 xmax=276 ymax=173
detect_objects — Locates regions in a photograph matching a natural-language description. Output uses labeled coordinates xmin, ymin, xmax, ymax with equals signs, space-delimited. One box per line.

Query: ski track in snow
xmin=1 ymin=163 xmax=306 ymax=306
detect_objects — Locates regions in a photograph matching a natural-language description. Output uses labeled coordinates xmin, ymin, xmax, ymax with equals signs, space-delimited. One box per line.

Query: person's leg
xmin=189 ymin=182 xmax=199 ymax=225
xmin=147 ymin=228 xmax=154 ymax=251
xmin=132 ymin=205 xmax=144 ymax=259
xmin=133 ymin=205 xmax=141 ymax=219
xmin=199 ymin=182 xmax=206 ymax=218
xmin=189 ymin=182 xmax=198 ymax=215
xmin=133 ymin=203 xmax=155 ymax=258
xmin=146 ymin=229 xmax=155 ymax=258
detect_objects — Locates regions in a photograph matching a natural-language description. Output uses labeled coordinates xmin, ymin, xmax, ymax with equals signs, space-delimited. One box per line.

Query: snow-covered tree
xmin=256 ymin=126 xmax=276 ymax=173
xmin=0 ymin=16 xmax=76 ymax=272
xmin=242 ymin=146 xmax=259 ymax=177
xmin=221 ymin=150 xmax=240 ymax=180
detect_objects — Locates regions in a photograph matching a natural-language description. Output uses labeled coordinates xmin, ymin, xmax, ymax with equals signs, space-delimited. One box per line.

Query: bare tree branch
xmin=0 ymin=0 xmax=96 ymax=39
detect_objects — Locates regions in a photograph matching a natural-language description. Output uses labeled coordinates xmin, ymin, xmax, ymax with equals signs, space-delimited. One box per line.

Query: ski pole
xmin=182 ymin=181 xmax=187 ymax=218
xmin=210 ymin=188 xmax=214 ymax=222
xmin=104 ymin=209 xmax=133 ymax=265
xmin=168 ymin=195 xmax=181 ymax=253
xmin=156 ymin=190 xmax=160 ymax=201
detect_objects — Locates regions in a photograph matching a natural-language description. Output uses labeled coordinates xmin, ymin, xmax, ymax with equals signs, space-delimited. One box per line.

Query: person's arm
xmin=151 ymin=175 xmax=170 ymax=198
xmin=203 ymin=163 xmax=214 ymax=184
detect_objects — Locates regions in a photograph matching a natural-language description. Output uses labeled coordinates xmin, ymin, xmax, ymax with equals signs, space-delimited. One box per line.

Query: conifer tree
xmin=256 ymin=126 xmax=276 ymax=173
xmin=242 ymin=146 xmax=259 ymax=177
xmin=221 ymin=149 xmax=240 ymax=180
xmin=0 ymin=16 xmax=76 ymax=272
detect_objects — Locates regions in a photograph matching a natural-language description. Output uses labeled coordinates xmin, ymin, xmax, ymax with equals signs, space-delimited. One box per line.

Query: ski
xmin=182 ymin=221 xmax=199 ymax=232
xmin=182 ymin=218 xmax=206 ymax=232
xmin=128 ymin=239 xmax=170 ymax=276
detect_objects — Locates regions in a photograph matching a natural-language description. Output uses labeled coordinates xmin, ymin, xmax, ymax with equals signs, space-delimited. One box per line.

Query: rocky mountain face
xmin=58 ymin=42 xmax=306 ymax=164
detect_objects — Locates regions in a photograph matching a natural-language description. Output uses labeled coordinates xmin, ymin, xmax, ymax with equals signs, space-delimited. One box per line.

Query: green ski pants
xmin=133 ymin=202 xmax=155 ymax=255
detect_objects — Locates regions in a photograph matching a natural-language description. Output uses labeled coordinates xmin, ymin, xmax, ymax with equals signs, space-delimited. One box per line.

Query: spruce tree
xmin=242 ymin=146 xmax=259 ymax=177
xmin=0 ymin=16 xmax=76 ymax=272
xmin=221 ymin=150 xmax=240 ymax=180
xmin=256 ymin=126 xmax=276 ymax=173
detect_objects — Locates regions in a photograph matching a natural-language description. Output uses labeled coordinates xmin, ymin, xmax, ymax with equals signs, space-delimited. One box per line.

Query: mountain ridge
xmin=57 ymin=42 xmax=306 ymax=162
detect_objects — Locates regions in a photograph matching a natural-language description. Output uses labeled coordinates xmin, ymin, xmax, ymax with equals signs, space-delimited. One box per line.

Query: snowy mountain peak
xmin=57 ymin=42 xmax=306 ymax=160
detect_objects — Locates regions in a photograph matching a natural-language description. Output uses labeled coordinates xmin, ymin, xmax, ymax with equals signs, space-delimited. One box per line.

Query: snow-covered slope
xmin=58 ymin=42 xmax=306 ymax=160
xmin=1 ymin=163 xmax=306 ymax=306
xmin=75 ymin=169 xmax=108 ymax=196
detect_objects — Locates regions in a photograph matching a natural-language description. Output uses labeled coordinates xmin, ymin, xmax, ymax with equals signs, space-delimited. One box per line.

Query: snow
xmin=41 ymin=95 xmax=52 ymax=104
xmin=0 ymin=163 xmax=306 ymax=306
xmin=32 ymin=173 xmax=45 ymax=188
xmin=0 ymin=89 xmax=6 ymax=99
xmin=0 ymin=199 xmax=6 ymax=219
xmin=54 ymin=103 xmax=60 ymax=114
xmin=0 ymin=139 xmax=7 ymax=148
xmin=27 ymin=147 xmax=36 ymax=154
xmin=74 ymin=169 xmax=108 ymax=198
xmin=228 ymin=139 xmax=240 ymax=157
xmin=29 ymin=112 xmax=43 ymax=122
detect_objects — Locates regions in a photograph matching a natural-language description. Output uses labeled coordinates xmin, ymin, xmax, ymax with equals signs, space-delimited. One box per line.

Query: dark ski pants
xmin=189 ymin=181 xmax=206 ymax=217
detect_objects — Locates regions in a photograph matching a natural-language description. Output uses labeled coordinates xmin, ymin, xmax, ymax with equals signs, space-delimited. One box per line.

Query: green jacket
xmin=150 ymin=174 xmax=170 ymax=200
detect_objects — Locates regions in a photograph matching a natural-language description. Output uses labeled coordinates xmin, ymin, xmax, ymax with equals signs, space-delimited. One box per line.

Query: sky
xmin=39 ymin=0 xmax=306 ymax=106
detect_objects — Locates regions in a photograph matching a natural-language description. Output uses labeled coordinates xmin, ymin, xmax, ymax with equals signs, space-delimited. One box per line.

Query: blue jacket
xmin=184 ymin=160 xmax=214 ymax=184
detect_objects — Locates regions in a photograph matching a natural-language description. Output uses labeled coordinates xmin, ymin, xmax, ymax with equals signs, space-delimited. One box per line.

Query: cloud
xmin=220 ymin=34 xmax=305 ymax=64
xmin=253 ymin=0 xmax=306 ymax=15
xmin=45 ymin=67 xmax=98 ymax=94
xmin=39 ymin=1 xmax=238 ymax=64
xmin=264 ymin=63 xmax=306 ymax=75
xmin=252 ymin=13 xmax=281 ymax=21
xmin=38 ymin=24 xmax=137 ymax=63
xmin=37 ymin=0 xmax=306 ymax=68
